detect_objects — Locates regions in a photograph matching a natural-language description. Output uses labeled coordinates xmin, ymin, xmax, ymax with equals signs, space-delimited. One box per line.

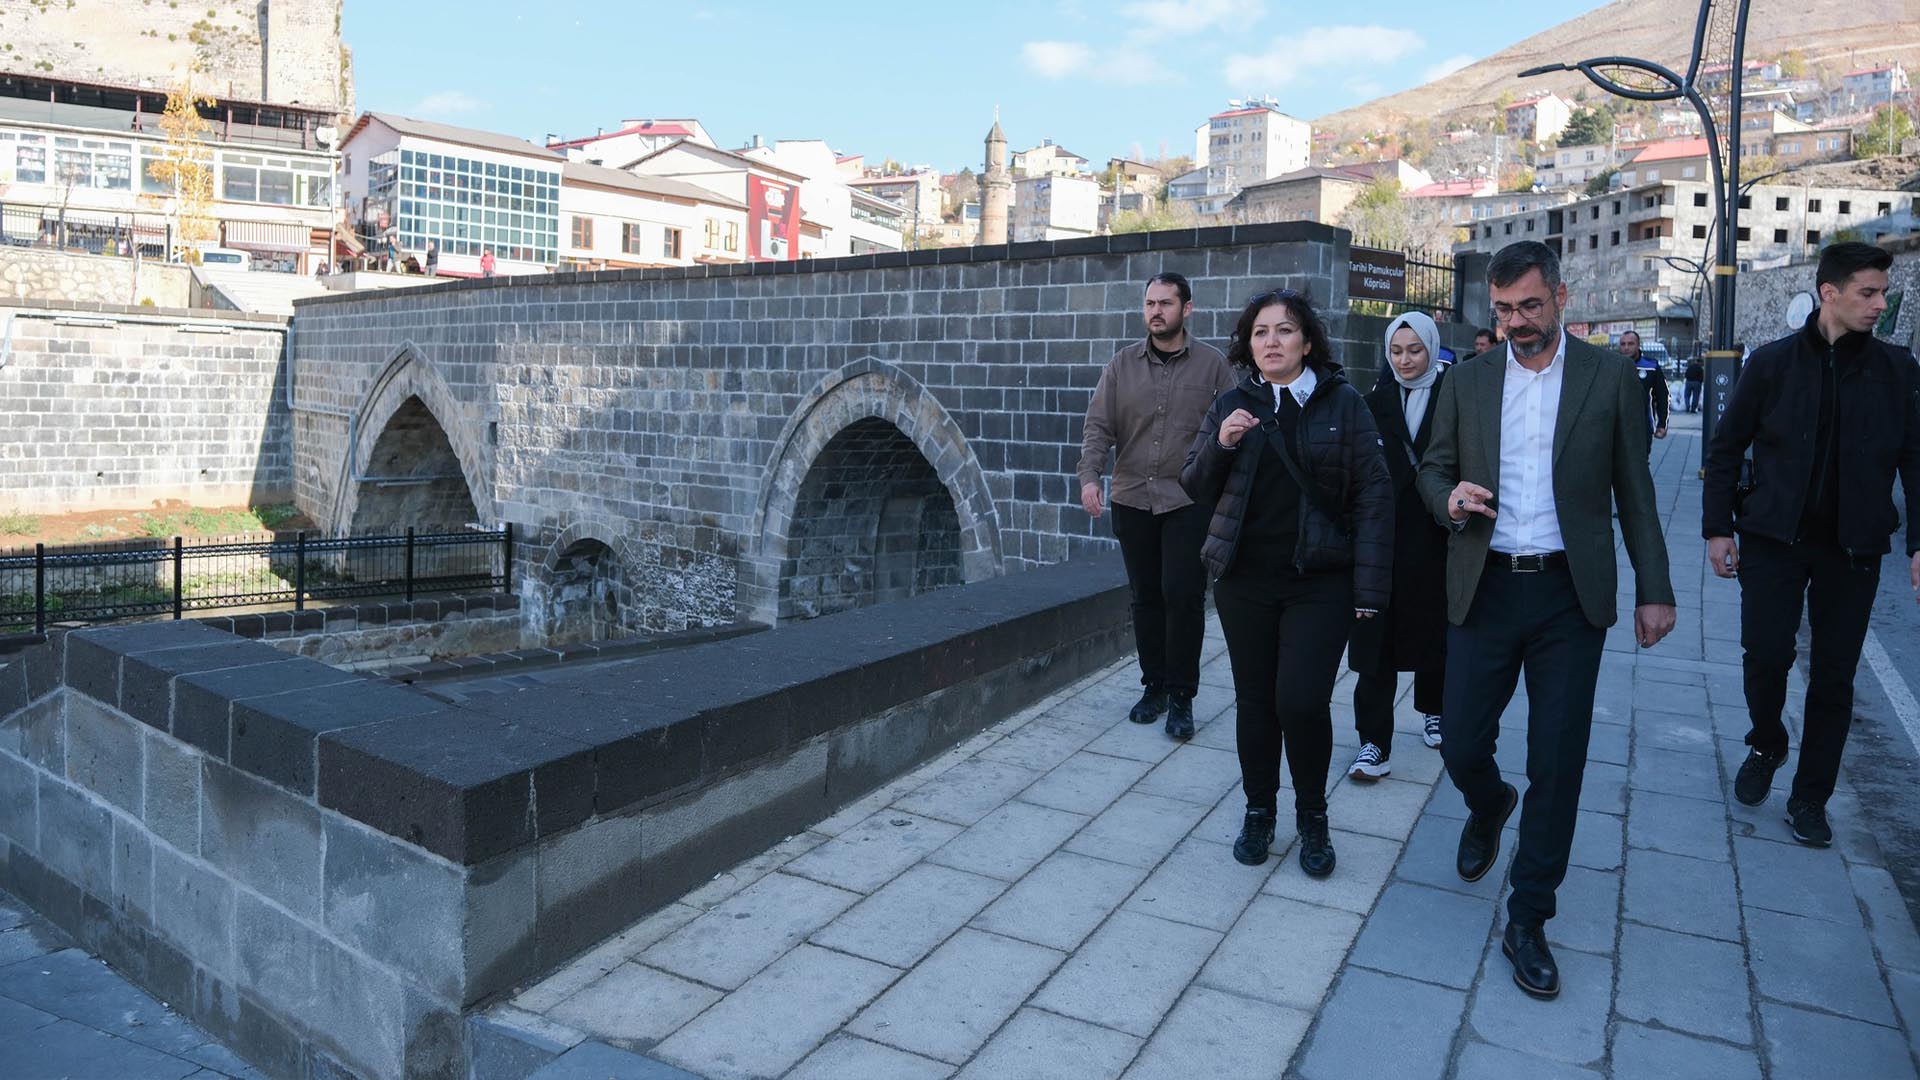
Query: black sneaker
xmin=1128 ymin=689 xmax=1169 ymax=725
xmin=1164 ymin=695 xmax=1195 ymax=740
xmin=1734 ymin=748 xmax=1787 ymax=806
xmin=1233 ymin=808 xmax=1277 ymax=866
xmin=1785 ymin=799 xmax=1832 ymax=847
xmin=1297 ymin=810 xmax=1336 ymax=878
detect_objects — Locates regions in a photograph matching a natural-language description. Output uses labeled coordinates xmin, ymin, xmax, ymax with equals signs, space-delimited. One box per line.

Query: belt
xmin=1487 ymin=550 xmax=1567 ymax=573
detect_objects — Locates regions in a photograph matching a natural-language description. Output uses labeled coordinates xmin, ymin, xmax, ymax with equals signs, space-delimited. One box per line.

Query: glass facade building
xmin=392 ymin=147 xmax=560 ymax=263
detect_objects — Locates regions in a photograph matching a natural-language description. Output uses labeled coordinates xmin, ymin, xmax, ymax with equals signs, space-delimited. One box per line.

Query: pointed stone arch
xmin=330 ymin=342 xmax=494 ymax=537
xmin=743 ymin=359 xmax=1003 ymax=624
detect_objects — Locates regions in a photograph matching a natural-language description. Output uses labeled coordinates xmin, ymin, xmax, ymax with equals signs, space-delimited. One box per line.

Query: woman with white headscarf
xmin=1346 ymin=311 xmax=1452 ymax=781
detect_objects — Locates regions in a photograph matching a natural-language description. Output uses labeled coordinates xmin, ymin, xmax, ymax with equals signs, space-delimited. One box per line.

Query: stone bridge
xmin=289 ymin=224 xmax=1478 ymax=636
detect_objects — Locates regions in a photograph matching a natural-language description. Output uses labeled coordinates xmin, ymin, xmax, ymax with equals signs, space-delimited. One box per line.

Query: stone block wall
xmin=0 ymin=556 xmax=1133 ymax=1080
xmin=1734 ymin=241 xmax=1920 ymax=352
xmin=0 ymin=248 xmax=193 ymax=309
xmin=0 ymin=299 xmax=293 ymax=514
xmin=289 ymin=223 xmax=1364 ymax=632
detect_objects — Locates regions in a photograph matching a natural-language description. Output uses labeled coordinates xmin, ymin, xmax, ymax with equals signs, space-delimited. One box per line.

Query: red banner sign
xmin=747 ymin=175 xmax=799 ymax=261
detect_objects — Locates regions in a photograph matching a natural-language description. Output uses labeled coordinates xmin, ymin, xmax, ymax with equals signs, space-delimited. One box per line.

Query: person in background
xmin=1471 ymin=327 xmax=1499 ymax=360
xmin=1621 ymin=331 xmax=1669 ymax=460
xmin=1347 ymin=312 xmax=1452 ymax=781
xmin=481 ymin=247 xmax=497 ymax=278
xmin=425 ymin=240 xmax=439 ymax=278
xmin=1703 ymin=241 xmax=1920 ymax=847
xmin=1180 ymin=288 xmax=1393 ymax=876
xmin=1077 ymin=273 xmax=1237 ymax=739
xmin=1683 ymin=351 xmax=1704 ymax=413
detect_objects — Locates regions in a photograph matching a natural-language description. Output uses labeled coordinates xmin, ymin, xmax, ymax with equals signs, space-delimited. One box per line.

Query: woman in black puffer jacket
xmin=1180 ymin=288 xmax=1394 ymax=878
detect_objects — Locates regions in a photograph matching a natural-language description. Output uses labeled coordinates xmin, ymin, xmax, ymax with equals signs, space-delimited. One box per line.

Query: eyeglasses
xmin=1490 ymin=298 xmax=1549 ymax=322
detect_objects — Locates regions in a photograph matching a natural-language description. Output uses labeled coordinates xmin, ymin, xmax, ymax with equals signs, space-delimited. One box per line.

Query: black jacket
xmin=1349 ymin=365 xmax=1451 ymax=674
xmin=1703 ymin=314 xmax=1920 ymax=556
xmin=1180 ymin=365 xmax=1395 ymax=609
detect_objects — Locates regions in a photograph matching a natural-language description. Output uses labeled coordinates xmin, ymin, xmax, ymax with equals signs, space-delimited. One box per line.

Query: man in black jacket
xmin=1703 ymin=242 xmax=1920 ymax=847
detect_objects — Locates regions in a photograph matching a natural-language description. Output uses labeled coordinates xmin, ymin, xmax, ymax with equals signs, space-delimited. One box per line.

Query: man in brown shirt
xmin=1078 ymin=272 xmax=1237 ymax=739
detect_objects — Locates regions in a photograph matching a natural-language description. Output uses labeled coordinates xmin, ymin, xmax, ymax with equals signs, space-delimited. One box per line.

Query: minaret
xmin=981 ymin=113 xmax=1010 ymax=246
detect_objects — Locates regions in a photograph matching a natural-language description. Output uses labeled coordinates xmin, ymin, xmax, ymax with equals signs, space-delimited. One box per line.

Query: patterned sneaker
xmin=1348 ymin=743 xmax=1391 ymax=780
xmin=1422 ymin=715 xmax=1443 ymax=749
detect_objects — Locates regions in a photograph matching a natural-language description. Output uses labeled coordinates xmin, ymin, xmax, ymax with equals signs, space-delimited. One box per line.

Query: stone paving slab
xmin=489 ymin=423 xmax=1920 ymax=1080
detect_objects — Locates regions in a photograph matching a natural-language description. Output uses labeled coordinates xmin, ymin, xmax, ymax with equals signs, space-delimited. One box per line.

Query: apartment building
xmin=1011 ymin=175 xmax=1098 ymax=242
xmin=1010 ymin=141 xmax=1089 ymax=179
xmin=1200 ymin=100 xmax=1312 ymax=200
xmin=558 ymin=162 xmax=749 ymax=271
xmin=1505 ymin=93 xmax=1574 ymax=144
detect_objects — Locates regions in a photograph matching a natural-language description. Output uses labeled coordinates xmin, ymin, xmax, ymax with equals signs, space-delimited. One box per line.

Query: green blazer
xmin=1415 ymin=336 xmax=1675 ymax=628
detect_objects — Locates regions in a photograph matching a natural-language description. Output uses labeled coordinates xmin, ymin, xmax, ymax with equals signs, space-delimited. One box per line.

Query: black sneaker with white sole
xmin=1785 ymin=799 xmax=1832 ymax=847
xmin=1734 ymin=748 xmax=1787 ymax=806
xmin=1348 ymin=743 xmax=1390 ymax=780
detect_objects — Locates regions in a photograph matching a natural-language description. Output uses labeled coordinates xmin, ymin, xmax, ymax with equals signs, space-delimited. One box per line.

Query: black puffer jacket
xmin=1180 ymin=365 xmax=1395 ymax=609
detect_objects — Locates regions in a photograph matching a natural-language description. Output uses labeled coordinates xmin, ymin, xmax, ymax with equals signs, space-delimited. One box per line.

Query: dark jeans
xmin=1354 ymin=667 xmax=1444 ymax=751
xmin=1214 ymin=569 xmax=1352 ymax=815
xmin=1441 ymin=562 xmax=1605 ymax=925
xmin=1684 ymin=380 xmax=1703 ymax=412
xmin=1111 ymin=501 xmax=1211 ymax=698
xmin=1737 ymin=533 xmax=1881 ymax=807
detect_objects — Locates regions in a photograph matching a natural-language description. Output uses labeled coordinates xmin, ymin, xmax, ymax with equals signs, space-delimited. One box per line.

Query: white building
xmin=1535 ymin=141 xmax=1631 ymax=190
xmin=847 ymin=172 xmax=945 ymax=238
xmin=338 ymin=113 xmax=565 ymax=278
xmin=739 ymin=139 xmax=904 ymax=256
xmin=547 ymin=119 xmax=715 ymax=167
xmin=1200 ymin=100 xmax=1312 ymax=200
xmin=558 ymin=162 xmax=749 ymax=270
xmin=1010 ymin=141 xmax=1089 ymax=179
xmin=625 ymin=140 xmax=822 ymax=260
xmin=1011 ymin=175 xmax=1098 ymax=242
xmin=1505 ymin=93 xmax=1575 ymax=144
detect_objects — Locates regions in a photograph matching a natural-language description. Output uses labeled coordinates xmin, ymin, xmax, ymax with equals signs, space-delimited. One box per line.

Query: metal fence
xmin=0 ymin=527 xmax=512 ymax=635
xmin=1 ymin=201 xmax=172 ymax=260
xmin=1350 ymin=239 xmax=1458 ymax=322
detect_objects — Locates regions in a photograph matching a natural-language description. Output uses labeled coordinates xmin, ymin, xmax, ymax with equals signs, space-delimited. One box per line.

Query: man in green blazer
xmin=1416 ymin=241 xmax=1676 ymax=1001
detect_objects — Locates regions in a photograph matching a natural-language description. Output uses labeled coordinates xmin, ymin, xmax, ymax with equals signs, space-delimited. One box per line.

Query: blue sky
xmin=346 ymin=0 xmax=1608 ymax=170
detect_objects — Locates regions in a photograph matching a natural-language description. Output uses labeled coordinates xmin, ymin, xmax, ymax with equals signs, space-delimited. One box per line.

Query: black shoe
xmin=1734 ymin=748 xmax=1787 ymax=806
xmin=1502 ymin=920 xmax=1560 ymax=999
xmin=1164 ymin=695 xmax=1195 ymax=740
xmin=1128 ymin=689 xmax=1169 ymax=725
xmin=1457 ymin=782 xmax=1518 ymax=882
xmin=1297 ymin=810 xmax=1336 ymax=878
xmin=1785 ymin=799 xmax=1833 ymax=846
xmin=1233 ymin=808 xmax=1277 ymax=866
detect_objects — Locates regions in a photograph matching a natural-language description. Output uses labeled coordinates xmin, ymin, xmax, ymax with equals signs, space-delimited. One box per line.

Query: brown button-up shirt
xmin=1077 ymin=336 xmax=1237 ymax=513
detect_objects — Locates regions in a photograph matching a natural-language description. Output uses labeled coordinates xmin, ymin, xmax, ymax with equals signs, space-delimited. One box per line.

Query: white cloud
xmin=406 ymin=90 xmax=484 ymax=119
xmin=1120 ymin=0 xmax=1265 ymax=36
xmin=1021 ymin=40 xmax=1095 ymax=79
xmin=1223 ymin=24 xmax=1425 ymax=90
xmin=1423 ymin=53 xmax=1476 ymax=83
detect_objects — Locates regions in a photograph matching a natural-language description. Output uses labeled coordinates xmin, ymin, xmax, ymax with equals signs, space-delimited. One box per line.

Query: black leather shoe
xmin=1734 ymin=748 xmax=1787 ymax=806
xmin=1502 ymin=920 xmax=1560 ymax=999
xmin=1457 ymin=782 xmax=1518 ymax=882
xmin=1233 ymin=808 xmax=1277 ymax=866
xmin=1164 ymin=695 xmax=1195 ymax=740
xmin=1297 ymin=810 xmax=1336 ymax=878
xmin=1129 ymin=689 xmax=1169 ymax=725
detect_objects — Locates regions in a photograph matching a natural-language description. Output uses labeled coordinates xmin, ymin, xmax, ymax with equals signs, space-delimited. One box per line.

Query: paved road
xmin=1845 ymin=493 xmax=1920 ymax=932
xmin=477 ymin=413 xmax=1920 ymax=1080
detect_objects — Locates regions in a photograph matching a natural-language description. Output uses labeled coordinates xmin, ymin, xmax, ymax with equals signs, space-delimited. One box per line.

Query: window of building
xmin=1773 ymin=228 xmax=1788 ymax=243
xmin=1737 ymin=226 xmax=1751 ymax=241
xmin=1693 ymin=192 xmax=1708 ymax=207
xmin=1589 ymin=234 xmax=1599 ymax=249
xmin=219 ymin=150 xmax=331 ymax=207
xmin=1526 ymin=219 xmax=1535 ymax=232
xmin=1504 ymin=222 xmax=1513 ymax=235
xmin=49 ymin=135 xmax=133 ymax=191
xmin=1693 ymin=224 xmax=1707 ymax=239
xmin=1590 ymin=206 xmax=1600 ymax=220
xmin=1838 ymin=200 xmax=1851 ymax=214
xmin=570 ymin=216 xmax=593 ymax=249
xmin=726 ymin=221 xmax=739 ymax=251
xmin=1775 ymin=196 xmax=1790 ymax=211
xmin=1737 ymin=194 xmax=1751 ymax=209
xmin=1809 ymin=198 xmax=1822 ymax=212
xmin=4 ymin=131 xmax=47 ymax=184
xmin=393 ymin=147 xmax=559 ymax=262
xmin=1610 ymin=230 xmax=1620 ymax=246
xmin=1484 ymin=225 xmax=1493 ymax=238
xmin=620 ymin=222 xmax=642 ymax=255
xmin=664 ymin=226 xmax=683 ymax=259
xmin=1879 ymin=201 xmax=1892 ymax=215
xmin=1612 ymin=200 xmax=1622 ymax=214
xmin=1807 ymin=229 xmax=1821 ymax=245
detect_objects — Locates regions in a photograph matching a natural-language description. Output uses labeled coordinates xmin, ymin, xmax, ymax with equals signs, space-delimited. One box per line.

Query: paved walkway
xmin=490 ymin=411 xmax=1920 ymax=1080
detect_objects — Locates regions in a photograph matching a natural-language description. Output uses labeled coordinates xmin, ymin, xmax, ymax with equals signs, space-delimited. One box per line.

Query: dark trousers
xmin=1684 ymin=380 xmax=1703 ymax=412
xmin=1737 ymin=533 xmax=1881 ymax=807
xmin=1111 ymin=502 xmax=1211 ymax=698
xmin=1441 ymin=563 xmax=1606 ymax=925
xmin=1214 ymin=569 xmax=1352 ymax=815
xmin=1354 ymin=667 xmax=1444 ymax=751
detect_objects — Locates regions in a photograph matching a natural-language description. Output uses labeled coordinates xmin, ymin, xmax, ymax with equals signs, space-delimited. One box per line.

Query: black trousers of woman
xmin=1354 ymin=667 xmax=1444 ymax=750
xmin=1214 ymin=568 xmax=1353 ymax=814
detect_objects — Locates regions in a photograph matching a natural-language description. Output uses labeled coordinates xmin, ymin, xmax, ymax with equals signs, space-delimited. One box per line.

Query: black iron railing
xmin=0 ymin=526 xmax=512 ymax=634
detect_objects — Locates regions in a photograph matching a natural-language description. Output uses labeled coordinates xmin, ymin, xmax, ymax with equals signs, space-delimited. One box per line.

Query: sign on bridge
xmin=1348 ymin=247 xmax=1408 ymax=303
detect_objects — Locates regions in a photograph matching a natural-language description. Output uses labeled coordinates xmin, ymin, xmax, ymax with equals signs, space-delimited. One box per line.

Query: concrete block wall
xmin=0 ymin=556 xmax=1134 ymax=1080
xmin=288 ymin=223 xmax=1357 ymax=633
xmin=0 ymin=300 xmax=293 ymax=515
xmin=0 ymin=248 xmax=193 ymax=309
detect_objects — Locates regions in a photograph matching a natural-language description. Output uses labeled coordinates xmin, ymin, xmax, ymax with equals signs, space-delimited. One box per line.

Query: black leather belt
xmin=1487 ymin=550 xmax=1567 ymax=573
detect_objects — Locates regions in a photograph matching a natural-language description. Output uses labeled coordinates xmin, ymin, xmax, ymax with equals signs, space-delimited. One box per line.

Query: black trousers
xmin=1354 ymin=667 xmax=1444 ymax=751
xmin=1214 ymin=569 xmax=1352 ymax=815
xmin=1441 ymin=562 xmax=1605 ymax=925
xmin=1111 ymin=502 xmax=1211 ymax=698
xmin=1737 ymin=533 xmax=1881 ymax=807
xmin=1684 ymin=380 xmax=1703 ymax=412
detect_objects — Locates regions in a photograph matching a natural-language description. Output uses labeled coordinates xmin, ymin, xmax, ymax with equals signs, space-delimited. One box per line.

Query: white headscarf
xmin=1383 ymin=311 xmax=1441 ymax=436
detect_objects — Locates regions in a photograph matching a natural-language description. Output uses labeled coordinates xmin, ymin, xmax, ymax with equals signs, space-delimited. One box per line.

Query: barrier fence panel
xmin=0 ymin=527 xmax=511 ymax=635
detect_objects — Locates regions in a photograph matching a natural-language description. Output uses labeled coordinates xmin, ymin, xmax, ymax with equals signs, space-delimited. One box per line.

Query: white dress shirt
xmin=1489 ymin=333 xmax=1567 ymax=555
